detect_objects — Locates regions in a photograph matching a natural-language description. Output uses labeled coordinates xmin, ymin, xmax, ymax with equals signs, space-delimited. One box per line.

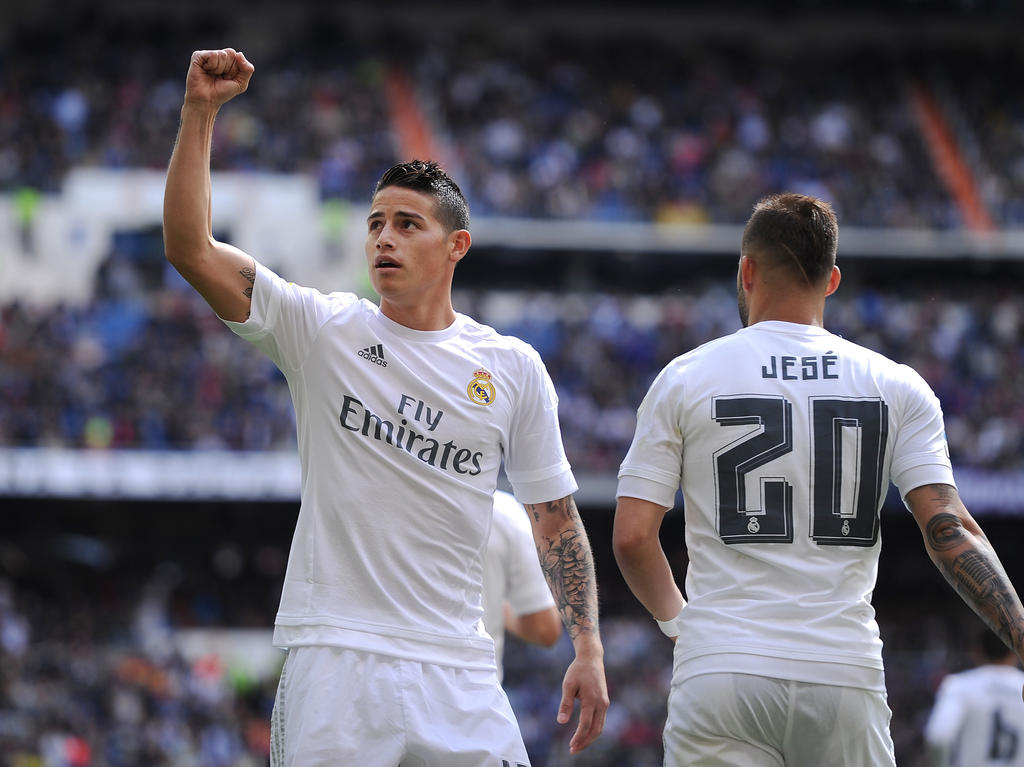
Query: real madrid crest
xmin=467 ymin=368 xmax=497 ymax=406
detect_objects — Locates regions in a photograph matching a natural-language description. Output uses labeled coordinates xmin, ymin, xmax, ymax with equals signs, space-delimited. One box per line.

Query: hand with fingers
xmin=184 ymin=48 xmax=254 ymax=110
xmin=557 ymin=652 xmax=609 ymax=754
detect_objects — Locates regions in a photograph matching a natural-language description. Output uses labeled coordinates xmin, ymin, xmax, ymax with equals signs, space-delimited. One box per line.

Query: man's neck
xmin=745 ymin=295 xmax=826 ymax=328
xmin=380 ymin=299 xmax=457 ymax=331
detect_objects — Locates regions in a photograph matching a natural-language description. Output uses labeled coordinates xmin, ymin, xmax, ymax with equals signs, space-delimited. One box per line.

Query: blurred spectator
xmin=923 ymin=628 xmax=1024 ymax=767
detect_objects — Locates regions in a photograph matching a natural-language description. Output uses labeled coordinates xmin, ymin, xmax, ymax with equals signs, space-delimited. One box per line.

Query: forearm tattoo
xmin=526 ymin=497 xmax=599 ymax=640
xmin=240 ymin=265 xmax=255 ymax=318
xmin=926 ymin=507 xmax=1024 ymax=655
xmin=948 ymin=549 xmax=1024 ymax=653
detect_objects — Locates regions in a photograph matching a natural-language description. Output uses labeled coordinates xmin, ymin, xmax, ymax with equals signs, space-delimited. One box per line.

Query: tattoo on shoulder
xmin=925 ymin=512 xmax=968 ymax=552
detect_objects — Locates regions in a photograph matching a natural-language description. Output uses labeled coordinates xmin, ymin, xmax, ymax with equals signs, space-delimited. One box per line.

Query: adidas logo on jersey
xmin=357 ymin=343 xmax=387 ymax=367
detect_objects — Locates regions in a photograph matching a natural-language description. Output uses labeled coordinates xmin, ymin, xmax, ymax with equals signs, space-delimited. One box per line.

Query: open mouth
xmin=375 ymin=257 xmax=400 ymax=269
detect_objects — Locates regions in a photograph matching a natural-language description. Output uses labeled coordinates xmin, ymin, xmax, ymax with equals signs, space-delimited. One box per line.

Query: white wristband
xmin=656 ymin=617 xmax=679 ymax=638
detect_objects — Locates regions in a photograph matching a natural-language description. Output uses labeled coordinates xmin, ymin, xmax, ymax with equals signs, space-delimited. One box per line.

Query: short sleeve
xmin=617 ymin=364 xmax=685 ymax=509
xmin=504 ymin=348 xmax=577 ymax=504
xmin=890 ymin=364 xmax=956 ymax=499
xmin=222 ymin=261 xmax=358 ymax=372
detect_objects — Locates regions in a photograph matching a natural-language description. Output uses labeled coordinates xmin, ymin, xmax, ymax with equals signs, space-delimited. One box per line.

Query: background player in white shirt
xmin=612 ymin=192 xmax=1024 ymax=767
xmin=925 ymin=628 xmax=1024 ymax=767
xmin=483 ymin=490 xmax=562 ymax=682
xmin=163 ymin=49 xmax=607 ymax=766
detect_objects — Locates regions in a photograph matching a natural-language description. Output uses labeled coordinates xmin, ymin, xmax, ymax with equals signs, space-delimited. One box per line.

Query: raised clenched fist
xmin=183 ymin=48 xmax=254 ymax=109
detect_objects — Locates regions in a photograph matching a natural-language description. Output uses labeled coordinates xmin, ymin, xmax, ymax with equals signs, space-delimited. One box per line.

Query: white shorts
xmin=664 ymin=673 xmax=896 ymax=767
xmin=270 ymin=645 xmax=531 ymax=767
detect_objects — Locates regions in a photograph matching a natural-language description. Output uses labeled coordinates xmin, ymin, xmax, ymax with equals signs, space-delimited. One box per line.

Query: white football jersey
xmin=618 ymin=320 xmax=954 ymax=688
xmin=225 ymin=263 xmax=576 ymax=669
xmin=482 ymin=490 xmax=556 ymax=681
xmin=925 ymin=664 xmax=1024 ymax=766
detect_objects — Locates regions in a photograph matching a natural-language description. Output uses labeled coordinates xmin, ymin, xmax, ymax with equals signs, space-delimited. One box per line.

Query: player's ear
xmin=739 ymin=255 xmax=757 ymax=292
xmin=824 ymin=265 xmax=841 ymax=297
xmin=449 ymin=229 xmax=471 ymax=264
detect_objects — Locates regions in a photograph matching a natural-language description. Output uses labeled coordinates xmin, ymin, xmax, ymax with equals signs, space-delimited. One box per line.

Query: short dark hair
xmin=741 ymin=193 xmax=838 ymax=287
xmin=373 ymin=160 xmax=470 ymax=233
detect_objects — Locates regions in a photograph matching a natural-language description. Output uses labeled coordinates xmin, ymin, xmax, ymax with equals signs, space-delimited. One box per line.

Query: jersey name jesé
xmin=618 ymin=320 xmax=954 ymax=687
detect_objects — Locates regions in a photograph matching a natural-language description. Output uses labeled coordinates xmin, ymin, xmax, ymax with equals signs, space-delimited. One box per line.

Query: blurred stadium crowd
xmin=5 ymin=5 xmax=1024 ymax=226
xmin=3 ymin=1 xmax=1024 ymax=765
xmin=1 ymin=4 xmax=1023 ymax=471
xmin=2 ymin=264 xmax=1022 ymax=475
xmin=0 ymin=570 xmax=674 ymax=767
xmin=0 ymin=505 xmax=991 ymax=767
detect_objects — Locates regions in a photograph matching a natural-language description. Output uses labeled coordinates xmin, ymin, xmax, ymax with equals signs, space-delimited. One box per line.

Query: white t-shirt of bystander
xmin=926 ymin=663 xmax=1024 ymax=767
xmin=482 ymin=490 xmax=557 ymax=680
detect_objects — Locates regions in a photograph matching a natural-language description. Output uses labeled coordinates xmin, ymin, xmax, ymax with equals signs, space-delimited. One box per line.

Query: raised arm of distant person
xmin=906 ymin=483 xmax=1024 ymax=699
xmin=164 ymin=48 xmax=257 ymax=323
xmin=525 ymin=495 xmax=608 ymax=754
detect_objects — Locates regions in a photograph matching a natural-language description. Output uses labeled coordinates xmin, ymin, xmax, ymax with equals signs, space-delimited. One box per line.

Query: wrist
xmin=654 ymin=598 xmax=686 ymax=638
xmin=656 ymin=617 xmax=679 ymax=638
xmin=571 ymin=630 xmax=604 ymax=660
xmin=180 ymin=100 xmax=221 ymax=120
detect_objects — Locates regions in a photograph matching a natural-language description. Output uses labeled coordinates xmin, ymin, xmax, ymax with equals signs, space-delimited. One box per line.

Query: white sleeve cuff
xmin=617 ymin=474 xmax=678 ymax=509
xmin=895 ymin=463 xmax=956 ymax=501
xmin=509 ymin=470 xmax=579 ymax=506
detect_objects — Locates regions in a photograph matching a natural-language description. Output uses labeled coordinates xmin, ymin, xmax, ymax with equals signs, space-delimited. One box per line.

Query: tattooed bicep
xmin=240 ymin=263 xmax=256 ymax=299
xmin=913 ymin=483 xmax=958 ymax=505
xmin=908 ymin=482 xmax=963 ymax=524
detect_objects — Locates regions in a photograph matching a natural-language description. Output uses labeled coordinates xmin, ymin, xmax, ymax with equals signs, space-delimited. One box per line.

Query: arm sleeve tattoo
xmin=526 ymin=497 xmax=600 ymax=640
xmin=921 ymin=488 xmax=1024 ymax=656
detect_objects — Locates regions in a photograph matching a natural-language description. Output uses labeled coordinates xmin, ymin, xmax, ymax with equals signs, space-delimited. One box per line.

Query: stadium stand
xmin=3 ymin=268 xmax=1023 ymax=476
xmin=2 ymin=2 xmax=1024 ymax=765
